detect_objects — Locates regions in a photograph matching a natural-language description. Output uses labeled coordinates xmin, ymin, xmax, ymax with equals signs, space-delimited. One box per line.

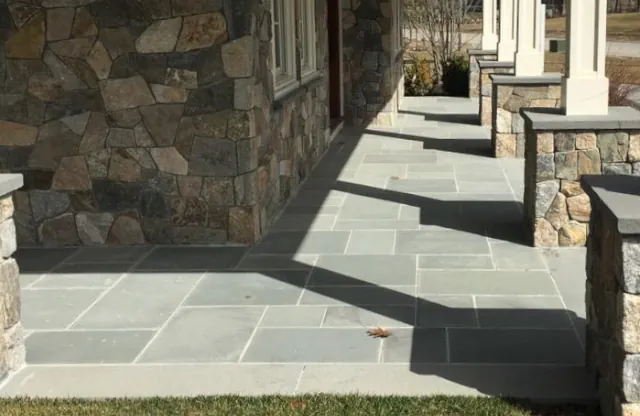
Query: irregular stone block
xmin=554 ymin=151 xmax=578 ymax=180
xmin=222 ymin=36 xmax=254 ymax=78
xmin=176 ymin=12 xmax=227 ymax=52
xmin=622 ymin=238 xmax=640 ymax=294
xmin=555 ymin=132 xmax=576 ymax=152
xmin=537 ymin=132 xmax=554 ymax=154
xmin=75 ymin=212 xmax=114 ymax=245
xmin=136 ymin=17 xmax=181 ymax=53
xmin=598 ymin=132 xmax=630 ymax=162
xmin=99 ymin=76 xmax=156 ymax=112
xmin=567 ymin=193 xmax=591 ymax=223
xmin=51 ymin=155 xmax=91 ymax=191
xmin=4 ymin=13 xmax=45 ymax=59
xmin=536 ymin=154 xmax=555 ymax=181
xmin=578 ymin=149 xmax=602 ymax=176
xmin=108 ymin=214 xmax=146 ymax=245
xmin=534 ymin=218 xmax=558 ymax=247
xmin=603 ymin=163 xmax=632 ymax=175
xmin=39 ymin=213 xmax=79 ymax=246
xmin=150 ymin=147 xmax=188 ymax=175
xmin=577 ymin=132 xmax=597 ymax=150
xmin=558 ymin=221 xmax=587 ymax=246
xmin=545 ymin=192 xmax=569 ymax=230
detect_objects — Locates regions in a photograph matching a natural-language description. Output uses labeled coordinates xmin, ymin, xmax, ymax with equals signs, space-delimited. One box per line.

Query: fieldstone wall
xmin=523 ymin=125 xmax=640 ymax=247
xmin=583 ymin=176 xmax=640 ymax=416
xmin=479 ymin=62 xmax=513 ymax=126
xmin=0 ymin=175 xmax=26 ymax=381
xmin=468 ymin=50 xmax=496 ymax=98
xmin=0 ymin=0 xmax=331 ymax=246
xmin=492 ymin=81 xmax=561 ymax=158
xmin=342 ymin=0 xmax=403 ymax=126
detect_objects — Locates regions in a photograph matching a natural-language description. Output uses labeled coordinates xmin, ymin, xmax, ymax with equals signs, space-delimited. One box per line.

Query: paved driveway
xmin=1 ymin=97 xmax=595 ymax=400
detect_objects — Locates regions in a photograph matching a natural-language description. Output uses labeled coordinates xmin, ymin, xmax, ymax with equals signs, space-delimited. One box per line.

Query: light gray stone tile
xmin=300 ymin=285 xmax=415 ymax=306
xmin=333 ymin=220 xmax=418 ymax=230
xmin=418 ymin=255 xmax=494 ymax=270
xmin=457 ymin=181 xmax=513 ymax=194
xmin=65 ymin=246 xmax=153 ymax=264
xmin=287 ymin=190 xmax=346 ymax=207
xmin=338 ymin=196 xmax=400 ymax=220
xmin=475 ymin=296 xmax=573 ymax=329
xmin=20 ymin=273 xmax=43 ymax=288
xmin=260 ymin=306 xmax=326 ymax=327
xmin=21 ymin=289 xmax=104 ymax=330
xmin=296 ymin=364 xmax=595 ymax=399
xmin=387 ymin=179 xmax=457 ymax=193
xmin=250 ymin=231 xmax=350 ymax=255
xmin=0 ymin=364 xmax=303 ymax=397
xmin=241 ymin=328 xmax=380 ymax=363
xmin=237 ymin=254 xmax=317 ymax=270
xmin=72 ymin=272 xmax=202 ymax=329
xmin=417 ymin=296 xmax=477 ymax=327
xmin=418 ymin=270 xmax=557 ymax=295
xmin=32 ymin=263 xmax=129 ymax=288
xmin=184 ymin=270 xmax=308 ymax=306
xmin=322 ymin=306 xmax=415 ymax=328
xmin=381 ymin=328 xmax=447 ymax=363
xmin=363 ymin=154 xmax=437 ymax=164
xmin=270 ymin=215 xmax=336 ymax=231
xmin=407 ymin=164 xmax=454 ymax=173
xmin=448 ymin=329 xmax=583 ymax=364
xmin=491 ymin=243 xmax=547 ymax=270
xmin=310 ymin=255 xmax=416 ymax=286
xmin=136 ymin=247 xmax=248 ymax=271
xmin=355 ymin=164 xmax=406 ymax=179
xmin=395 ymin=231 xmax=489 ymax=254
xmin=345 ymin=230 xmax=395 ymax=254
xmin=137 ymin=307 xmax=264 ymax=363
xmin=26 ymin=330 xmax=154 ymax=364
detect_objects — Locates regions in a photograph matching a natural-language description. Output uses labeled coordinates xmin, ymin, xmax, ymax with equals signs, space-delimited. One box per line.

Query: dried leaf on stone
xmin=367 ymin=327 xmax=391 ymax=338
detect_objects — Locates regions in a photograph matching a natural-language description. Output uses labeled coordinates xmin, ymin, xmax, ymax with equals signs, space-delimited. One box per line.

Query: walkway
xmin=0 ymin=97 xmax=595 ymax=400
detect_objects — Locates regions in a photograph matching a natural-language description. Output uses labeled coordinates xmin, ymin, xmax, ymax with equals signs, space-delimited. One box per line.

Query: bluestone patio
xmin=0 ymin=97 xmax=595 ymax=400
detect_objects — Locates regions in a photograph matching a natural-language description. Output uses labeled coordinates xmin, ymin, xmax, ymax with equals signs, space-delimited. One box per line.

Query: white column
xmin=561 ymin=0 xmax=609 ymax=115
xmin=514 ymin=0 xmax=544 ymax=76
xmin=481 ymin=0 xmax=498 ymax=50
xmin=497 ymin=0 xmax=517 ymax=62
xmin=538 ymin=5 xmax=546 ymax=53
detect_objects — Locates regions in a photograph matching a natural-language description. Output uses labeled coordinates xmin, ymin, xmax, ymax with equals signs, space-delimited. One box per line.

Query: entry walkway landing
xmin=1 ymin=97 xmax=595 ymax=400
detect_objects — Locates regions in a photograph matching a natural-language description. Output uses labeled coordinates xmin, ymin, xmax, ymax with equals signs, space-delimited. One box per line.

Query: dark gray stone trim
xmin=272 ymin=74 xmax=325 ymax=110
xmin=478 ymin=60 xmax=515 ymax=69
xmin=468 ymin=49 xmax=497 ymax=56
xmin=582 ymin=175 xmax=640 ymax=235
xmin=521 ymin=106 xmax=640 ymax=131
xmin=0 ymin=175 xmax=23 ymax=196
xmin=491 ymin=73 xmax=563 ymax=85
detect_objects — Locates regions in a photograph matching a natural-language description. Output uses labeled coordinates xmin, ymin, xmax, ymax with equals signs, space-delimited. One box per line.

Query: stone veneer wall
xmin=468 ymin=50 xmax=496 ymax=98
xmin=523 ymin=122 xmax=640 ymax=247
xmin=479 ymin=62 xmax=513 ymax=126
xmin=583 ymin=176 xmax=640 ymax=416
xmin=492 ymin=81 xmax=561 ymax=158
xmin=0 ymin=175 xmax=25 ymax=380
xmin=0 ymin=0 xmax=331 ymax=246
xmin=342 ymin=0 xmax=402 ymax=126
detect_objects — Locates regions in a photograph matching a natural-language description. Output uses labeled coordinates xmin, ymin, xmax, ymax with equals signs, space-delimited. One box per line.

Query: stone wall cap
xmin=468 ymin=49 xmax=497 ymax=55
xmin=490 ymin=73 xmax=562 ymax=85
xmin=478 ymin=60 xmax=514 ymax=69
xmin=0 ymin=174 xmax=23 ymax=196
xmin=582 ymin=175 xmax=640 ymax=235
xmin=520 ymin=106 xmax=640 ymax=130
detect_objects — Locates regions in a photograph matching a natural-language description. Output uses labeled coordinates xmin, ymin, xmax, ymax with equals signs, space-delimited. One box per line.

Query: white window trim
xmin=272 ymin=0 xmax=318 ymax=99
xmin=300 ymin=0 xmax=317 ymax=80
xmin=272 ymin=0 xmax=297 ymax=95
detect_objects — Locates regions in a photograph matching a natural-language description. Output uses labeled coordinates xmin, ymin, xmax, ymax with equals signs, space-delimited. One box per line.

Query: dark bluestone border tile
xmin=135 ymin=247 xmax=248 ymax=270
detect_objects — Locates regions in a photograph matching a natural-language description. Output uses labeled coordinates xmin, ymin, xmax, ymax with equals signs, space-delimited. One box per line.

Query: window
xmin=272 ymin=0 xmax=317 ymax=96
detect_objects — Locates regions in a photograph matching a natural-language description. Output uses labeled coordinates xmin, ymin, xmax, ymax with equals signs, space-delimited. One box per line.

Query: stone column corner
xmin=0 ymin=174 xmax=25 ymax=381
xmin=520 ymin=106 xmax=640 ymax=247
xmin=582 ymin=175 xmax=640 ymax=416
xmin=468 ymin=50 xmax=498 ymax=98
xmin=478 ymin=60 xmax=515 ymax=126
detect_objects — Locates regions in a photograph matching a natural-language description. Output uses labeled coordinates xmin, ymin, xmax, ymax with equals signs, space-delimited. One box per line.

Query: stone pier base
xmin=491 ymin=74 xmax=562 ymax=158
xmin=468 ymin=49 xmax=497 ymax=98
xmin=479 ymin=61 xmax=514 ymax=126
xmin=583 ymin=175 xmax=640 ymax=416
xmin=521 ymin=107 xmax=640 ymax=247
xmin=0 ymin=175 xmax=25 ymax=380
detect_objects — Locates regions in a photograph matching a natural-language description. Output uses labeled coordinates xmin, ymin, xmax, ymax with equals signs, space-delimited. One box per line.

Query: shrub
xmin=403 ymin=54 xmax=433 ymax=96
xmin=441 ymin=54 xmax=469 ymax=97
xmin=607 ymin=59 xmax=640 ymax=106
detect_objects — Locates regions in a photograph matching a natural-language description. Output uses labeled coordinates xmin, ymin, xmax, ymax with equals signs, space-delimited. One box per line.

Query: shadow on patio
xmin=5 ymin=97 xmax=595 ymax=402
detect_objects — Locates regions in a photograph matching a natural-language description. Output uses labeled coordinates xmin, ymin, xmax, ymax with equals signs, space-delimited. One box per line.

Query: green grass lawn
xmin=0 ymin=395 xmax=597 ymax=416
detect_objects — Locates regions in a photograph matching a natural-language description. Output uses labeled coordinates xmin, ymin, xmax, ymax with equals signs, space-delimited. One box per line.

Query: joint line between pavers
xmin=294 ymin=268 xmax=314 ymax=306
xmin=292 ymin=365 xmax=307 ymax=395
xmin=131 ymin=271 xmax=208 ymax=364
xmin=342 ymin=230 xmax=354 ymax=255
xmin=485 ymin=231 xmax=498 ymax=271
xmin=472 ymin=295 xmax=480 ymax=328
xmin=62 ymin=247 xmax=158 ymax=331
xmin=237 ymin=306 xmax=268 ymax=363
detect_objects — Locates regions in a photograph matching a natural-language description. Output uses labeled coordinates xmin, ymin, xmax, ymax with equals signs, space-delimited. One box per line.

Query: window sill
xmin=273 ymin=73 xmax=324 ymax=110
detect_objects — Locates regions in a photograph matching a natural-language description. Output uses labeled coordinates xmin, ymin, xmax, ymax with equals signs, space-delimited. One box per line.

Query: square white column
xmin=538 ymin=5 xmax=546 ymax=53
xmin=497 ymin=0 xmax=517 ymax=62
xmin=482 ymin=0 xmax=498 ymax=50
xmin=514 ymin=0 xmax=544 ymax=76
xmin=561 ymin=0 xmax=609 ymax=115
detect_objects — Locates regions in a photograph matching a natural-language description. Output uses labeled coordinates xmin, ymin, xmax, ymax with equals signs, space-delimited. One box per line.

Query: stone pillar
xmin=582 ymin=175 xmax=640 ymax=416
xmin=521 ymin=106 xmax=640 ymax=247
xmin=497 ymin=0 xmax=517 ymax=62
xmin=479 ymin=61 xmax=515 ymax=126
xmin=514 ymin=0 xmax=544 ymax=76
xmin=468 ymin=50 xmax=497 ymax=98
xmin=0 ymin=175 xmax=25 ymax=380
xmin=561 ymin=0 xmax=609 ymax=116
xmin=482 ymin=0 xmax=499 ymax=51
xmin=491 ymin=74 xmax=562 ymax=158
